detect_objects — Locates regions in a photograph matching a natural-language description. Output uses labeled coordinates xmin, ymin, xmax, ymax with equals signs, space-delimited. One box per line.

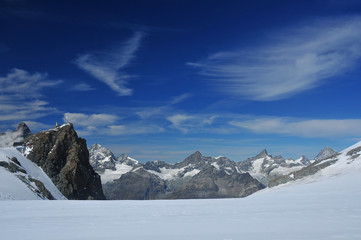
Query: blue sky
xmin=1 ymin=0 xmax=361 ymax=162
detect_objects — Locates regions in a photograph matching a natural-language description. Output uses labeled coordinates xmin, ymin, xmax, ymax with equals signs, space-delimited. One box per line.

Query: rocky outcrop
xmin=24 ymin=123 xmax=105 ymax=200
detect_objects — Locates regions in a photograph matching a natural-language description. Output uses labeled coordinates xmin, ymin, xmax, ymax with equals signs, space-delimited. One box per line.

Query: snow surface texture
xmin=0 ymin=147 xmax=66 ymax=200
xmin=0 ymin=142 xmax=361 ymax=239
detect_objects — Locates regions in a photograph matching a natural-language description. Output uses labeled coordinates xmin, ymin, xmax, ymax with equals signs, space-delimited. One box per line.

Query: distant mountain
xmin=314 ymin=146 xmax=338 ymax=161
xmin=91 ymin=144 xmax=336 ymax=199
xmin=91 ymin=146 xmax=274 ymax=199
xmin=168 ymin=164 xmax=264 ymax=199
xmin=103 ymin=168 xmax=167 ymax=200
xmin=14 ymin=122 xmax=32 ymax=139
xmin=100 ymin=150 xmax=265 ymax=200
xmin=0 ymin=122 xmax=32 ymax=147
xmin=0 ymin=147 xmax=66 ymax=200
xmin=88 ymin=144 xmax=141 ymax=184
xmin=238 ymin=149 xmax=311 ymax=186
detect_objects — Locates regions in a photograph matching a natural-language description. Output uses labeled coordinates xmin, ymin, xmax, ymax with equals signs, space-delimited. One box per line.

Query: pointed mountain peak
xmin=182 ymin=151 xmax=203 ymax=164
xmin=315 ymin=146 xmax=338 ymax=161
xmin=299 ymin=155 xmax=310 ymax=165
xmin=255 ymin=149 xmax=269 ymax=159
xmin=90 ymin=143 xmax=103 ymax=150
xmin=191 ymin=151 xmax=202 ymax=157
xmin=15 ymin=122 xmax=31 ymax=138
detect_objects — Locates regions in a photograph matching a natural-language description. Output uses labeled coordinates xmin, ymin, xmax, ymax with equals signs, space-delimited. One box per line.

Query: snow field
xmin=0 ymin=169 xmax=360 ymax=240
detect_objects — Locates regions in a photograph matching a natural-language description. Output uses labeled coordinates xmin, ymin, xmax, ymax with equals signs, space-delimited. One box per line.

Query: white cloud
xmin=75 ymin=31 xmax=144 ymax=96
xmin=108 ymin=125 xmax=164 ymax=135
xmin=189 ymin=16 xmax=361 ymax=101
xmin=230 ymin=117 xmax=361 ymax=138
xmin=63 ymin=113 xmax=118 ymax=127
xmin=0 ymin=68 xmax=61 ymax=122
xmin=22 ymin=121 xmax=54 ymax=132
xmin=167 ymin=114 xmax=216 ymax=133
xmin=136 ymin=93 xmax=191 ymax=119
xmin=0 ymin=68 xmax=62 ymax=98
xmin=69 ymin=83 xmax=95 ymax=91
xmin=0 ymin=130 xmax=23 ymax=148
xmin=63 ymin=112 xmax=164 ymax=136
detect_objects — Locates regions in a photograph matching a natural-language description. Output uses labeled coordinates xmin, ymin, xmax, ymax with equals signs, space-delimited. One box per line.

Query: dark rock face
xmin=143 ymin=160 xmax=170 ymax=172
xmin=25 ymin=124 xmax=105 ymax=200
xmin=174 ymin=151 xmax=205 ymax=168
xmin=103 ymin=168 xmax=166 ymax=200
xmin=0 ymin=158 xmax=54 ymax=199
xmin=169 ymin=166 xmax=265 ymax=199
xmin=0 ymin=161 xmax=26 ymax=174
xmin=28 ymin=177 xmax=54 ymax=200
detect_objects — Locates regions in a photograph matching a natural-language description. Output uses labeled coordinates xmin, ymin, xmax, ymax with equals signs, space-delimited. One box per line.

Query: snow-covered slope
xmin=1 ymin=142 xmax=360 ymax=240
xmin=315 ymin=140 xmax=361 ymax=177
xmin=0 ymin=147 xmax=66 ymax=200
xmin=269 ymin=141 xmax=360 ymax=188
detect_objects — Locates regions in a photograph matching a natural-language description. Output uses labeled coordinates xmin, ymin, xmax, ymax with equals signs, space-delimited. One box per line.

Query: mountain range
xmin=88 ymin=142 xmax=339 ymax=199
xmin=0 ymin=122 xmax=354 ymax=201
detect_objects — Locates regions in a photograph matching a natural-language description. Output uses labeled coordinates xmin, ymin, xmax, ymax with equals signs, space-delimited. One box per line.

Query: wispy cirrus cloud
xmin=0 ymin=68 xmax=61 ymax=123
xmin=69 ymin=83 xmax=95 ymax=92
xmin=63 ymin=113 xmax=118 ymax=127
xmin=63 ymin=112 xmax=164 ymax=136
xmin=0 ymin=68 xmax=62 ymax=98
xmin=230 ymin=117 xmax=361 ymax=138
xmin=75 ymin=31 xmax=144 ymax=96
xmin=189 ymin=16 xmax=361 ymax=101
xmin=167 ymin=114 xmax=216 ymax=133
xmin=136 ymin=93 xmax=191 ymax=119
xmin=108 ymin=124 xmax=164 ymax=136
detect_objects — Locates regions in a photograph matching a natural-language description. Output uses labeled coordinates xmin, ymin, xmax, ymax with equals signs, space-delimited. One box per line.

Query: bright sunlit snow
xmin=0 ymin=147 xmax=66 ymax=200
xmin=1 ymin=141 xmax=361 ymax=239
xmin=0 ymin=171 xmax=360 ymax=239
